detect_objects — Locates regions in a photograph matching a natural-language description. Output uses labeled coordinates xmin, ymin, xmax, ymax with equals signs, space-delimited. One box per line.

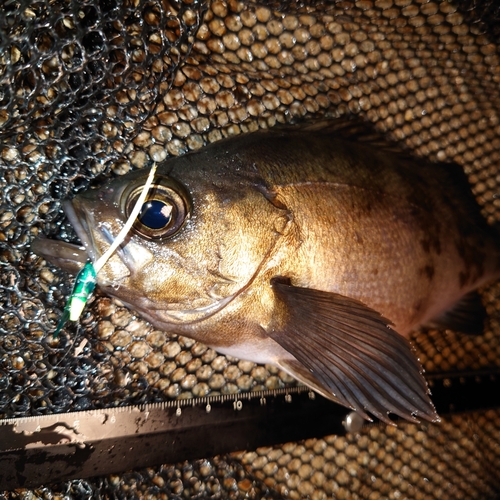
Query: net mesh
xmin=1 ymin=0 xmax=500 ymax=497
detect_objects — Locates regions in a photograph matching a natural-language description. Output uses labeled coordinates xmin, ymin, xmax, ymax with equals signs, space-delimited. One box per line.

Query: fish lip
xmin=63 ymin=198 xmax=133 ymax=281
xmin=30 ymin=237 xmax=87 ymax=275
xmin=30 ymin=199 xmax=98 ymax=275
xmin=63 ymin=199 xmax=98 ymax=263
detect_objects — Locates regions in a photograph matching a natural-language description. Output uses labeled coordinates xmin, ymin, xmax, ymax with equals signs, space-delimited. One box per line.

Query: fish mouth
xmin=31 ymin=199 xmax=131 ymax=283
xmin=30 ymin=237 xmax=88 ymax=276
xmin=62 ymin=199 xmax=98 ymax=262
xmin=30 ymin=199 xmax=97 ymax=275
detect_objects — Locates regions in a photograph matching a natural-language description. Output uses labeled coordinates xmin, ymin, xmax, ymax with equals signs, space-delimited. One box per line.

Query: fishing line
xmin=55 ymin=163 xmax=157 ymax=335
xmin=93 ymin=164 xmax=157 ymax=274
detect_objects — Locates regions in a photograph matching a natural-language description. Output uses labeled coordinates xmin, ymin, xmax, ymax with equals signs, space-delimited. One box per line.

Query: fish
xmin=32 ymin=120 xmax=500 ymax=425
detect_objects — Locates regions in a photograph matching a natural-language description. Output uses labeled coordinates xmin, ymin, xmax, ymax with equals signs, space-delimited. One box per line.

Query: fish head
xmin=54 ymin=145 xmax=290 ymax=333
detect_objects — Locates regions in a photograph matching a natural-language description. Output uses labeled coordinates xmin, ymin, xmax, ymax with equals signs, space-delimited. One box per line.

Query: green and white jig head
xmin=54 ymin=163 xmax=158 ymax=337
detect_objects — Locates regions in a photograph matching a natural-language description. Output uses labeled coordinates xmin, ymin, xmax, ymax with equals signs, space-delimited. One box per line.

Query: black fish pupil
xmin=138 ymin=200 xmax=172 ymax=229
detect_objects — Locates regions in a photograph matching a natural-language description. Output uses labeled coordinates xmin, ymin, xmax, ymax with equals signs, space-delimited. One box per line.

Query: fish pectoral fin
xmin=277 ymin=358 xmax=348 ymax=404
xmin=267 ymin=278 xmax=439 ymax=425
xmin=429 ymin=291 xmax=487 ymax=335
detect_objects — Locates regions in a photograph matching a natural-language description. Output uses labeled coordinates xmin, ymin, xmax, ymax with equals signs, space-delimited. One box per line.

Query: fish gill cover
xmin=0 ymin=0 xmax=500 ymax=497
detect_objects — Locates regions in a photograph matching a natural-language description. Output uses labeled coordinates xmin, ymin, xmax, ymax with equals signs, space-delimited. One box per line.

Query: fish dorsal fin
xmin=286 ymin=117 xmax=411 ymax=158
xmin=267 ymin=278 xmax=439 ymax=425
xmin=430 ymin=291 xmax=487 ymax=335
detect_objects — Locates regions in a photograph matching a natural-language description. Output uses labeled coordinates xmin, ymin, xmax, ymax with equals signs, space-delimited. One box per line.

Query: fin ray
xmin=268 ymin=278 xmax=438 ymax=424
xmin=430 ymin=291 xmax=486 ymax=335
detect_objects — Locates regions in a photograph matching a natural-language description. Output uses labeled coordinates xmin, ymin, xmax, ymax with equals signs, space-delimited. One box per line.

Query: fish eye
xmin=123 ymin=176 xmax=191 ymax=240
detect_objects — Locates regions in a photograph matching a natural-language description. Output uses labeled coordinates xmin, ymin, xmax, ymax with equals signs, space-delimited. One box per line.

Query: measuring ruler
xmin=1 ymin=369 xmax=499 ymax=489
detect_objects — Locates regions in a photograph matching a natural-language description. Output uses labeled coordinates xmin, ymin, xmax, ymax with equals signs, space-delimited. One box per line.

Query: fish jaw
xmin=31 ymin=192 xmax=154 ymax=286
xmin=30 ymin=237 xmax=87 ymax=276
xmin=63 ymin=197 xmax=134 ymax=286
xmin=110 ymin=291 xmax=239 ymax=328
xmin=30 ymin=193 xmax=102 ymax=275
xmin=62 ymin=199 xmax=99 ymax=264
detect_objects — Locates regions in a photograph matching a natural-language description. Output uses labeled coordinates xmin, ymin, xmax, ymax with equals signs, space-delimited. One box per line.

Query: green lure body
xmin=54 ymin=260 xmax=97 ymax=337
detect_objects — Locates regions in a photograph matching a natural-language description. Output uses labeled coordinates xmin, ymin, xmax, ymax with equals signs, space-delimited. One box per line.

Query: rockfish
xmin=33 ymin=121 xmax=500 ymax=424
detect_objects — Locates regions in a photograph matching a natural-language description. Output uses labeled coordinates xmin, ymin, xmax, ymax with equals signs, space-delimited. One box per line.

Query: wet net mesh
xmin=1 ymin=0 xmax=500 ymax=497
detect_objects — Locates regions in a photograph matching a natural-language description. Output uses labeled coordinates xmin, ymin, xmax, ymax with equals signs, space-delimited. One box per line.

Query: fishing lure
xmin=54 ymin=164 xmax=158 ymax=337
